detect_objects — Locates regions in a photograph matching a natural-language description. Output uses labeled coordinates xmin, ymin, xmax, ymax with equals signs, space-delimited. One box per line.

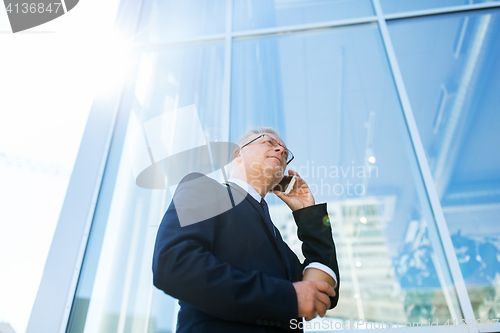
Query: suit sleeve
xmin=152 ymin=174 xmax=299 ymax=327
xmin=293 ymin=203 xmax=340 ymax=309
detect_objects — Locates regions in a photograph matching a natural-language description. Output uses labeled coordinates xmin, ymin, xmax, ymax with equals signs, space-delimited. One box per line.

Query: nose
xmin=274 ymin=146 xmax=288 ymax=161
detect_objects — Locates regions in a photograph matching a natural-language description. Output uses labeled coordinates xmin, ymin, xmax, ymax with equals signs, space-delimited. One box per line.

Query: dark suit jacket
xmin=152 ymin=173 xmax=340 ymax=333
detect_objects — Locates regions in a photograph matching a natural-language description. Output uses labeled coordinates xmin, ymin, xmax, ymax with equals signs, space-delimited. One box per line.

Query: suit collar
xmin=224 ymin=181 xmax=273 ymax=234
xmin=227 ymin=177 xmax=263 ymax=203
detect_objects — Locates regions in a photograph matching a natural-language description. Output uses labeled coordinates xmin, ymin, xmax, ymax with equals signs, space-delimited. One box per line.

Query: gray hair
xmin=235 ymin=127 xmax=281 ymax=149
xmin=227 ymin=127 xmax=282 ymax=176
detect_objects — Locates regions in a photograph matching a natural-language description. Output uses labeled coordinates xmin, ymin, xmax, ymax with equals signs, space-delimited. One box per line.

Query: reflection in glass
xmin=380 ymin=0 xmax=500 ymax=15
xmin=231 ymin=24 xmax=462 ymax=326
xmin=389 ymin=8 xmax=500 ymax=320
xmin=233 ymin=0 xmax=374 ymax=32
xmin=66 ymin=42 xmax=225 ymax=333
xmin=135 ymin=0 xmax=226 ymax=43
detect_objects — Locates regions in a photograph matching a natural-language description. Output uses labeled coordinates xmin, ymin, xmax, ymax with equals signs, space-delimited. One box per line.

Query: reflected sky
xmin=389 ymin=8 xmax=500 ymax=320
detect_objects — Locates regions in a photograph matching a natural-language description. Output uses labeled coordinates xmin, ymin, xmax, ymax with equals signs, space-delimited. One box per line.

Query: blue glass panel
xmin=231 ymin=24 xmax=462 ymax=324
xmin=380 ymin=0 xmax=500 ymax=15
xmin=233 ymin=0 xmax=374 ymax=32
xmin=67 ymin=41 xmax=226 ymax=333
xmin=135 ymin=0 xmax=226 ymax=43
xmin=389 ymin=8 xmax=500 ymax=320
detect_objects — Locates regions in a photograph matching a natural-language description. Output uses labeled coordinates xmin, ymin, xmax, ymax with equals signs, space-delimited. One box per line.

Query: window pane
xmin=233 ymin=0 xmax=374 ymax=32
xmin=389 ymin=8 xmax=500 ymax=321
xmin=231 ymin=24 xmax=462 ymax=325
xmin=135 ymin=0 xmax=226 ymax=43
xmin=380 ymin=0 xmax=500 ymax=15
xmin=66 ymin=42 xmax=226 ymax=333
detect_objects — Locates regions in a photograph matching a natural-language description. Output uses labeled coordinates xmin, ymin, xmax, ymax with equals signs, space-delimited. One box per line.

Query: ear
xmin=233 ymin=148 xmax=242 ymax=161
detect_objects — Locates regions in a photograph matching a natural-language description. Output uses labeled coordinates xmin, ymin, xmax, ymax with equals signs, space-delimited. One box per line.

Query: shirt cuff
xmin=303 ymin=262 xmax=338 ymax=286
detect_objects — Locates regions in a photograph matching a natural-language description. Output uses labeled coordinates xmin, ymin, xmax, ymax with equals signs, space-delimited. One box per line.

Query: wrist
xmin=302 ymin=268 xmax=336 ymax=288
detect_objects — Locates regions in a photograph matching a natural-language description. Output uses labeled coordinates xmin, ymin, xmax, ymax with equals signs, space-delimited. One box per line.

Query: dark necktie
xmin=260 ymin=198 xmax=276 ymax=238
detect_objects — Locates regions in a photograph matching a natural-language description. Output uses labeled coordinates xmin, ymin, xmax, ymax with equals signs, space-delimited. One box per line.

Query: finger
xmin=291 ymin=174 xmax=304 ymax=186
xmin=305 ymin=312 xmax=316 ymax=322
xmin=274 ymin=190 xmax=289 ymax=202
xmin=314 ymin=281 xmax=336 ymax=297
xmin=316 ymin=290 xmax=331 ymax=309
xmin=292 ymin=176 xmax=309 ymax=193
xmin=314 ymin=299 xmax=328 ymax=317
xmin=289 ymin=171 xmax=304 ymax=184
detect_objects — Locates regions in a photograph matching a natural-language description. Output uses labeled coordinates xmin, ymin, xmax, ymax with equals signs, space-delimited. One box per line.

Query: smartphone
xmin=272 ymin=175 xmax=296 ymax=194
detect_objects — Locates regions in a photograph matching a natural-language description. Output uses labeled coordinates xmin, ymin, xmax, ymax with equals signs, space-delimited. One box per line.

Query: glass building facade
xmin=28 ymin=1 xmax=500 ymax=332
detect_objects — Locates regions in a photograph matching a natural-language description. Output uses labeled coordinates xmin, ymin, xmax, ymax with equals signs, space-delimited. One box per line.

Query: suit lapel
xmin=225 ymin=182 xmax=291 ymax=279
xmin=273 ymin=228 xmax=293 ymax=281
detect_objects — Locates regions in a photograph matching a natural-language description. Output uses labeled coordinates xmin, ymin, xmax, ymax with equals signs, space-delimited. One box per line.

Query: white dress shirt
xmin=228 ymin=178 xmax=338 ymax=285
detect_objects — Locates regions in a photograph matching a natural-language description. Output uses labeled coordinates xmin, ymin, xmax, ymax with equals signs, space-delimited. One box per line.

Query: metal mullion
xmin=27 ymin=43 xmax=125 ymax=333
xmin=26 ymin=1 xmax=147 ymax=333
xmin=222 ymin=0 xmax=232 ymax=142
xmin=371 ymin=0 xmax=478 ymax=332
xmin=131 ymin=2 xmax=500 ymax=50
xmin=384 ymin=2 xmax=500 ymax=21
xmin=231 ymin=16 xmax=378 ymax=38
xmin=132 ymin=33 xmax=226 ymax=50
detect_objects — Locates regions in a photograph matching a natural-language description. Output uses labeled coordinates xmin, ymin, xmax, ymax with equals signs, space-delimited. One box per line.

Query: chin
xmin=263 ymin=164 xmax=284 ymax=179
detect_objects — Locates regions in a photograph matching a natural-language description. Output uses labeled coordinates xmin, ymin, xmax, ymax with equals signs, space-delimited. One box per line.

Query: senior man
xmin=152 ymin=127 xmax=340 ymax=332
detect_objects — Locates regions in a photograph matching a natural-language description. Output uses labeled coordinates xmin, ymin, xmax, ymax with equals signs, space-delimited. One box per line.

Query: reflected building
xmin=272 ymin=197 xmax=408 ymax=324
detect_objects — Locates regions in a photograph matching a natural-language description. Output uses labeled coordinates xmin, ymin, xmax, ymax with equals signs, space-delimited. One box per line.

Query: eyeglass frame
xmin=239 ymin=134 xmax=294 ymax=165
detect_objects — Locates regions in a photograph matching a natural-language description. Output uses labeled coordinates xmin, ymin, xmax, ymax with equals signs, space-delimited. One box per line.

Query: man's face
xmin=239 ymin=133 xmax=288 ymax=181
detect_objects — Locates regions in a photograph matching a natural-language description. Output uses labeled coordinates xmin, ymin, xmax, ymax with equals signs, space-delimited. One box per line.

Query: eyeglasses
xmin=240 ymin=134 xmax=294 ymax=165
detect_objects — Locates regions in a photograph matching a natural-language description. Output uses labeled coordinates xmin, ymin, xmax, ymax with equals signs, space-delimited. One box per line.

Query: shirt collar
xmin=228 ymin=177 xmax=263 ymax=202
